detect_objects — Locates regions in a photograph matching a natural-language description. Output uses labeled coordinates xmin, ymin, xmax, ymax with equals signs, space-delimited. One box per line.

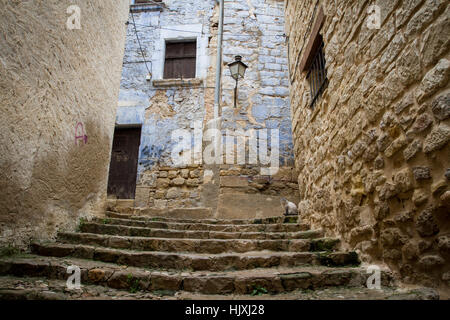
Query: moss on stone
xmin=0 ymin=246 xmax=20 ymax=258
xmin=310 ymin=238 xmax=340 ymax=252
xmin=283 ymin=216 xmax=298 ymax=224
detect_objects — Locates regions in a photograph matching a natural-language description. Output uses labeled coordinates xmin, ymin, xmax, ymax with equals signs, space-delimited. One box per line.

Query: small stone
xmin=409 ymin=113 xmax=433 ymax=134
xmin=190 ymin=169 xmax=200 ymax=178
xmin=159 ymin=171 xmax=168 ymax=178
xmin=402 ymin=241 xmax=419 ymax=260
xmin=416 ymin=58 xmax=450 ymax=103
xmin=154 ymin=190 xmax=166 ymax=199
xmin=403 ymin=140 xmax=422 ymax=161
xmin=423 ymin=123 xmax=450 ymax=153
xmin=437 ymin=235 xmax=450 ymax=256
xmin=418 ymin=255 xmax=445 ymax=269
xmin=412 ymin=189 xmax=428 ymax=207
xmin=416 ymin=207 xmax=439 ymax=237
xmin=166 ymin=187 xmax=181 ymax=199
xmin=399 ymin=115 xmax=414 ymax=131
xmin=393 ymin=168 xmax=413 ymax=193
xmin=431 ymin=179 xmax=447 ymax=196
xmin=374 ymin=156 xmax=384 ymax=169
xmin=376 ymin=133 xmax=391 ymax=152
xmin=168 ymin=171 xmax=178 ymax=179
xmin=186 ymin=178 xmax=200 ymax=187
xmin=88 ymin=269 xmax=106 ymax=283
xmin=394 ymin=92 xmax=414 ymax=114
xmin=172 ymin=177 xmax=185 ymax=186
xmin=412 ymin=167 xmax=431 ymax=181
xmin=180 ymin=169 xmax=189 ymax=179
xmin=379 ymin=182 xmax=397 ymax=200
xmin=156 ymin=178 xmax=170 ymax=189
xmin=384 ymin=135 xmax=407 ymax=158
xmin=431 ymin=93 xmax=450 ymax=120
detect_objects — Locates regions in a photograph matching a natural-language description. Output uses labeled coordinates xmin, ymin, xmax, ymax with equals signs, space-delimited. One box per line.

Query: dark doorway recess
xmin=107 ymin=126 xmax=141 ymax=199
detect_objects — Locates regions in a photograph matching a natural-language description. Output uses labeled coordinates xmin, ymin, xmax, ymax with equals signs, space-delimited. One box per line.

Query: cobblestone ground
xmin=0 ymin=276 xmax=442 ymax=300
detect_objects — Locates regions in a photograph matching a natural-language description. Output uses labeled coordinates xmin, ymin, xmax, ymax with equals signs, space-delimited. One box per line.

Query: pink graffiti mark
xmin=75 ymin=122 xmax=88 ymax=146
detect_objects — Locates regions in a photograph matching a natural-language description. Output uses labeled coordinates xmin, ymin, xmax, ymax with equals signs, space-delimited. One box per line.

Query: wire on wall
xmin=130 ymin=11 xmax=153 ymax=81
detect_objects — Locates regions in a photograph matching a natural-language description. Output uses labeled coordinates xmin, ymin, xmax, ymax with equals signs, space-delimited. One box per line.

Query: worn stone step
xmin=30 ymin=243 xmax=359 ymax=271
xmin=0 ymin=256 xmax=393 ymax=296
xmin=106 ymin=211 xmax=299 ymax=225
xmin=93 ymin=217 xmax=310 ymax=233
xmin=80 ymin=223 xmax=322 ymax=240
xmin=0 ymin=275 xmax=162 ymax=300
xmin=58 ymin=232 xmax=340 ymax=254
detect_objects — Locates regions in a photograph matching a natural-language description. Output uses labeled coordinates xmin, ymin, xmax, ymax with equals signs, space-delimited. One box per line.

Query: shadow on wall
xmin=0 ymin=120 xmax=112 ymax=248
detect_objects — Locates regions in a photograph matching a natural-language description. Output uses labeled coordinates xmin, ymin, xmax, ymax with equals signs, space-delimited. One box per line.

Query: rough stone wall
xmin=121 ymin=0 xmax=299 ymax=216
xmin=118 ymin=0 xmax=217 ymax=208
xmin=0 ymin=0 xmax=129 ymax=247
xmin=286 ymin=0 xmax=449 ymax=289
xmin=221 ymin=0 xmax=293 ymax=167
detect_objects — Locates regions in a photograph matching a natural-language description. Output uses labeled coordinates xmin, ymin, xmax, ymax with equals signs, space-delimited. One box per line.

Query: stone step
xmin=0 ymin=256 xmax=392 ymax=296
xmin=30 ymin=243 xmax=359 ymax=271
xmin=58 ymin=232 xmax=341 ymax=254
xmin=93 ymin=217 xmax=310 ymax=233
xmin=79 ymin=223 xmax=323 ymax=240
xmin=106 ymin=211 xmax=299 ymax=225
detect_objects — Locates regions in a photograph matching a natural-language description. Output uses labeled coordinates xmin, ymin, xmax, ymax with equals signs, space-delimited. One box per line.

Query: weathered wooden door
xmin=107 ymin=127 xmax=141 ymax=199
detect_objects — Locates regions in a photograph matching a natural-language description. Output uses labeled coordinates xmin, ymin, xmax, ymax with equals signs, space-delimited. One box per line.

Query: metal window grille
xmin=306 ymin=39 xmax=328 ymax=109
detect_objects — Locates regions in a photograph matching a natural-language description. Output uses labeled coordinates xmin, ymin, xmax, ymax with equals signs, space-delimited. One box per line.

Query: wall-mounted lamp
xmin=228 ymin=55 xmax=248 ymax=108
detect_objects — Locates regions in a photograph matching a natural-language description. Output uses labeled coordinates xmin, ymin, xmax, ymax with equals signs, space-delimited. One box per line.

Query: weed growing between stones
xmin=127 ymin=274 xmax=140 ymax=293
xmin=0 ymin=245 xmax=20 ymax=258
xmin=102 ymin=218 xmax=111 ymax=225
xmin=251 ymin=285 xmax=268 ymax=296
xmin=76 ymin=218 xmax=87 ymax=232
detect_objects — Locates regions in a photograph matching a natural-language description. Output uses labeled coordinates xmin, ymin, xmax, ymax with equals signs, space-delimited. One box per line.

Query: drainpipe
xmin=213 ymin=0 xmax=224 ymax=120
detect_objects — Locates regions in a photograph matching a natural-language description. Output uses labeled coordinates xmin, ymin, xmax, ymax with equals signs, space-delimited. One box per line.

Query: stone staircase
xmin=1 ymin=210 xmax=436 ymax=300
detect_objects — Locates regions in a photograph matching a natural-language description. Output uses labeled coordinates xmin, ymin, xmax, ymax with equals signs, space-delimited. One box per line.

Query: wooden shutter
xmin=164 ymin=41 xmax=197 ymax=79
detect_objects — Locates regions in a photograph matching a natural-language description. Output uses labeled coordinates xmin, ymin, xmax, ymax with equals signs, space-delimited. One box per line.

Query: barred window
xmin=306 ymin=35 xmax=327 ymax=109
xmin=299 ymin=6 xmax=327 ymax=109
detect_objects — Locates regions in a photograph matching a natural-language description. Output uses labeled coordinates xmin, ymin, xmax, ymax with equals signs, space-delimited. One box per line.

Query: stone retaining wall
xmin=285 ymin=0 xmax=449 ymax=289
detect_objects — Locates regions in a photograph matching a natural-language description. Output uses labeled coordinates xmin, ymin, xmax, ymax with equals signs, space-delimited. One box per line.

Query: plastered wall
xmin=0 ymin=0 xmax=130 ymax=247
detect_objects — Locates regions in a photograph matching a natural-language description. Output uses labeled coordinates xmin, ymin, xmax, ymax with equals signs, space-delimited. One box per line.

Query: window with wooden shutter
xmin=164 ymin=41 xmax=197 ymax=79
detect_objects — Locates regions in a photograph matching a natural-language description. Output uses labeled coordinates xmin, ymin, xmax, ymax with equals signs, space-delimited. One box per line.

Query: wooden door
xmin=107 ymin=127 xmax=141 ymax=199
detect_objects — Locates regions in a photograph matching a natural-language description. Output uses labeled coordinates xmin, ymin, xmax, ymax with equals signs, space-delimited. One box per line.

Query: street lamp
xmin=228 ymin=55 xmax=248 ymax=108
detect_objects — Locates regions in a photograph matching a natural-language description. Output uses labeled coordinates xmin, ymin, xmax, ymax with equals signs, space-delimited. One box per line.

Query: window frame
xmin=299 ymin=6 xmax=328 ymax=109
xmin=163 ymin=40 xmax=198 ymax=80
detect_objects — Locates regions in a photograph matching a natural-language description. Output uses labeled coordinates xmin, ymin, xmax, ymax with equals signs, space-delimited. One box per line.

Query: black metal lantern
xmin=228 ymin=55 xmax=248 ymax=108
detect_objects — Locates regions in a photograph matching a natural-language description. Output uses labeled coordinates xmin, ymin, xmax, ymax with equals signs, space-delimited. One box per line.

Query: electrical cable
xmin=130 ymin=11 xmax=153 ymax=81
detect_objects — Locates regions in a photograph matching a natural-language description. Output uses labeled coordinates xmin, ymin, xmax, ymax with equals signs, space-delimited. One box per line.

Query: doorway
xmin=107 ymin=126 xmax=142 ymax=199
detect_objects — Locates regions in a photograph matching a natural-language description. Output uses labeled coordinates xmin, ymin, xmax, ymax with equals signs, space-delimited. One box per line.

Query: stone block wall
xmin=220 ymin=0 xmax=294 ymax=167
xmin=136 ymin=165 xmax=205 ymax=208
xmin=0 ymin=0 xmax=130 ymax=247
xmin=120 ymin=0 xmax=299 ymax=216
xmin=217 ymin=165 xmax=299 ymax=218
xmin=285 ymin=0 xmax=449 ymax=289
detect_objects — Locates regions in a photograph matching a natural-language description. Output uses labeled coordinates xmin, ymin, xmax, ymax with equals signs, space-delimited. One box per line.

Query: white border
xmin=153 ymin=24 xmax=209 ymax=80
